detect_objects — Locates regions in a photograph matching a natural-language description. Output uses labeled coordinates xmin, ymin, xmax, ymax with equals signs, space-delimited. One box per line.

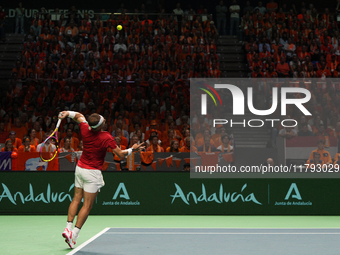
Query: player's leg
xmin=67 ymin=187 xmax=83 ymax=223
xmin=67 ymin=166 xmax=84 ymax=228
xmin=71 ymin=190 xmax=98 ymax=244
xmin=62 ymin=166 xmax=84 ymax=248
xmin=74 ymin=190 xmax=98 ymax=229
xmin=62 ymin=187 xmax=83 ymax=248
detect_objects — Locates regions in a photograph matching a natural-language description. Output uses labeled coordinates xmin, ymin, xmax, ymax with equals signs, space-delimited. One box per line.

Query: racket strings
xmin=40 ymin=135 xmax=59 ymax=162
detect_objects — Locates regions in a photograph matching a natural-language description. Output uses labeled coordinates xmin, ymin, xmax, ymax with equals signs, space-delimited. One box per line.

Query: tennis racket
xmin=40 ymin=119 xmax=61 ymax=162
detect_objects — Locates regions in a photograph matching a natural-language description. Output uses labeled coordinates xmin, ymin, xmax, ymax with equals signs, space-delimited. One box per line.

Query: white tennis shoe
xmin=62 ymin=228 xmax=76 ymax=249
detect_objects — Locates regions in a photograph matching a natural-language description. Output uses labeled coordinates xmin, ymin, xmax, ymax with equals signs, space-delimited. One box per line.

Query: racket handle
xmin=56 ymin=119 xmax=62 ymax=129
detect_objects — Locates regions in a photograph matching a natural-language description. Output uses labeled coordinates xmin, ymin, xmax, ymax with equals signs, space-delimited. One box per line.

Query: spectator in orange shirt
xmin=129 ymin=134 xmax=142 ymax=148
xmin=60 ymin=128 xmax=79 ymax=151
xmin=162 ymin=129 xmax=179 ymax=150
xmin=320 ymin=38 xmax=333 ymax=55
xmin=276 ymin=8 xmax=285 ymax=21
xmin=6 ymin=131 xmax=22 ymax=149
xmin=166 ymin=140 xmax=180 ymax=152
xmin=179 ymin=30 xmax=193 ymax=44
xmin=114 ymin=128 xmax=128 ymax=148
xmin=10 ymin=117 xmax=27 ymax=140
xmin=333 ymin=153 xmax=340 ymax=165
xmin=145 ymin=120 xmax=162 ymax=141
xmin=18 ymin=136 xmax=36 ymax=152
xmin=197 ymin=135 xmax=217 ymax=152
xmin=59 ymin=137 xmax=75 ymax=153
xmin=1 ymin=139 xmax=18 ymax=153
xmin=180 ymin=137 xmax=197 ymax=152
xmin=33 ymin=121 xmax=45 ymax=143
xmin=298 ymin=45 xmax=310 ymax=62
xmin=305 ymin=62 xmax=316 ymax=77
xmin=207 ymin=62 xmax=221 ymax=77
xmin=28 ymin=128 xmax=39 ymax=147
xmin=316 ymin=61 xmax=332 ymax=78
xmin=265 ymin=65 xmax=278 ymax=77
xmin=61 ymin=86 xmax=75 ymax=105
xmin=111 ymin=136 xmax=126 ymax=162
xmin=308 ymin=140 xmax=332 ymax=165
xmin=12 ymin=60 xmax=26 ymax=79
xmin=64 ymin=20 xmax=79 ymax=43
xmin=40 ymin=27 xmax=51 ymax=43
xmin=163 ymin=121 xmax=182 ymax=141
xmin=276 ymin=57 xmax=290 ymax=77
xmin=146 ymin=135 xmax=164 ymax=152
xmin=259 ymin=45 xmax=271 ymax=61
xmin=306 ymin=152 xmax=324 ymax=168
xmin=128 ymin=29 xmax=140 ymax=45
xmin=112 ymin=120 xmax=130 ymax=142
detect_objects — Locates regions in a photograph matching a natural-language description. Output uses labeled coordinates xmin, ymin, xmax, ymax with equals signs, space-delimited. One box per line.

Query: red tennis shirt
xmin=77 ymin=122 xmax=117 ymax=170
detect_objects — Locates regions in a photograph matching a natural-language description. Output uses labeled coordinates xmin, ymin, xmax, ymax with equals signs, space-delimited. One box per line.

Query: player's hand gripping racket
xmin=39 ymin=118 xmax=61 ymax=162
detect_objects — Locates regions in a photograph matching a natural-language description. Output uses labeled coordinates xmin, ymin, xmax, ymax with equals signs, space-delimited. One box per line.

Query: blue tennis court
xmin=67 ymin=227 xmax=340 ymax=255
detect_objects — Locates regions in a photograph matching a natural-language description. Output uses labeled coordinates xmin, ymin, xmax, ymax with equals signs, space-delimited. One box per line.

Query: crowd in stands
xmin=242 ymin=1 xmax=340 ymax=78
xmin=237 ymin=1 xmax=340 ymax=149
xmin=0 ymin=3 xmax=233 ymax=162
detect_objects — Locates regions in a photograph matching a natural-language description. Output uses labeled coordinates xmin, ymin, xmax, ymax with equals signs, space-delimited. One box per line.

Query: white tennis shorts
xmin=74 ymin=165 xmax=105 ymax=193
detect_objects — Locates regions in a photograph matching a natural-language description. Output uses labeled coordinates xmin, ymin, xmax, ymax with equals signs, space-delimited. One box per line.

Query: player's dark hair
xmin=88 ymin=113 xmax=101 ymax=128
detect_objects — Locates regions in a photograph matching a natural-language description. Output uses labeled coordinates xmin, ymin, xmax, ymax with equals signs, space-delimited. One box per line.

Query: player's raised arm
xmin=113 ymin=142 xmax=145 ymax=159
xmin=59 ymin=111 xmax=86 ymax=123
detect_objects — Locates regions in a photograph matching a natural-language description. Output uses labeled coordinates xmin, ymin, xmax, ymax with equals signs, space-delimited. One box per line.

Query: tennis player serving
xmin=59 ymin=111 xmax=144 ymax=249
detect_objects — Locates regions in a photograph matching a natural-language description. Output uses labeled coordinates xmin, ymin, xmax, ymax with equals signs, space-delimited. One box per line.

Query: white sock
xmin=66 ymin=222 xmax=73 ymax=231
xmin=73 ymin=226 xmax=81 ymax=239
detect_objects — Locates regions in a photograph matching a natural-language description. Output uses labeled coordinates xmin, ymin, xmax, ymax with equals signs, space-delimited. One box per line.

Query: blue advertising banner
xmin=0 ymin=152 xmax=12 ymax=171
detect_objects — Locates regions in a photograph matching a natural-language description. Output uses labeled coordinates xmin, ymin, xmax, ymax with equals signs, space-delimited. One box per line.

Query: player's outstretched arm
xmin=58 ymin=111 xmax=86 ymax=123
xmin=113 ymin=142 xmax=145 ymax=159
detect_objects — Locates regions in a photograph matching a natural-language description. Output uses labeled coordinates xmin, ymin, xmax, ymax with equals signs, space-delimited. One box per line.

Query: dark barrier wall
xmin=234 ymin=148 xmax=278 ymax=168
xmin=0 ymin=172 xmax=339 ymax=215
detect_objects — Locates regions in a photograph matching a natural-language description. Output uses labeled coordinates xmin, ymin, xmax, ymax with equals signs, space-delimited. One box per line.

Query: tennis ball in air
xmin=117 ymin=25 xmax=123 ymax=31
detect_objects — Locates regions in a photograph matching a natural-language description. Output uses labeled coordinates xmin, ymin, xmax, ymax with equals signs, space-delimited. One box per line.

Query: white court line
xmin=105 ymin=232 xmax=340 ymax=235
xmin=106 ymin=227 xmax=340 ymax=229
xmin=66 ymin=228 xmax=110 ymax=255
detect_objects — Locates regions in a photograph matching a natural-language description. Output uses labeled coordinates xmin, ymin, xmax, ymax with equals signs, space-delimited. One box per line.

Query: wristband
xmin=68 ymin=111 xmax=76 ymax=119
xmin=124 ymin=148 xmax=133 ymax=156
